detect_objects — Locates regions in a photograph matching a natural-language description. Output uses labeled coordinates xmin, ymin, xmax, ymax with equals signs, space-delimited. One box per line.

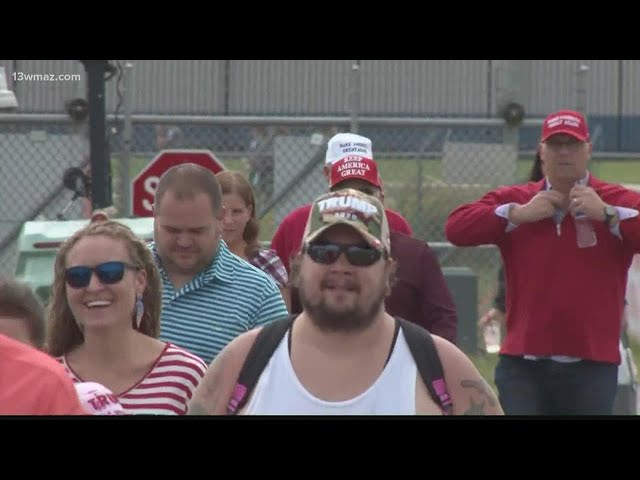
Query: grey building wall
xmin=126 ymin=60 xmax=226 ymax=114
xmin=526 ymin=60 xmax=619 ymax=116
xmin=4 ymin=59 xmax=639 ymax=118
xmin=361 ymin=60 xmax=490 ymax=116
xmin=228 ymin=60 xmax=353 ymax=115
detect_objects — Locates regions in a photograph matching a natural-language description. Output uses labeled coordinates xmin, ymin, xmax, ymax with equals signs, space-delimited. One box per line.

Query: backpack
xmin=226 ymin=315 xmax=453 ymax=415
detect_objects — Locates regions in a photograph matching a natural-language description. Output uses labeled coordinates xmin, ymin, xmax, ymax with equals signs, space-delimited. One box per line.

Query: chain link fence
xmin=0 ymin=117 xmax=544 ymax=318
xmin=110 ymin=117 xmax=535 ymax=319
xmin=3 ymin=114 xmax=639 ymax=321
xmin=0 ymin=118 xmax=89 ymax=274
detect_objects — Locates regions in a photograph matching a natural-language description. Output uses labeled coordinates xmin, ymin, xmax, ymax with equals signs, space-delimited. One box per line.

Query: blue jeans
xmin=494 ymin=354 xmax=618 ymax=415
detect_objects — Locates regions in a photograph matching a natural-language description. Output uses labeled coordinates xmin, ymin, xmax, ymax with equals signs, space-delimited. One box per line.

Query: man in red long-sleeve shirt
xmin=445 ymin=109 xmax=640 ymax=415
xmin=272 ymin=133 xmax=457 ymax=342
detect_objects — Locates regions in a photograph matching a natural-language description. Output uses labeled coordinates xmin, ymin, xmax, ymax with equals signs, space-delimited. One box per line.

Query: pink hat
xmin=75 ymin=382 xmax=126 ymax=415
xmin=541 ymin=109 xmax=590 ymax=142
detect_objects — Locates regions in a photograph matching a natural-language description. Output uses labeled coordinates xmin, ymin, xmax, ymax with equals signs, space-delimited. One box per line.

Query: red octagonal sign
xmin=131 ymin=149 xmax=225 ymax=217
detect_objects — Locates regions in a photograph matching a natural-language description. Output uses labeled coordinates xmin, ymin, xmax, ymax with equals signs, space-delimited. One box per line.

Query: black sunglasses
xmin=305 ymin=242 xmax=385 ymax=267
xmin=65 ymin=261 xmax=139 ymax=289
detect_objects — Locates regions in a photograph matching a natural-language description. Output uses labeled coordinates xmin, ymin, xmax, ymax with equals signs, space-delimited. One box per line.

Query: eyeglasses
xmin=305 ymin=242 xmax=385 ymax=267
xmin=65 ymin=261 xmax=139 ymax=289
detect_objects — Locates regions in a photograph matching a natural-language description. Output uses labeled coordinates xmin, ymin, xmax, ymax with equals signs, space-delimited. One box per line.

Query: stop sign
xmin=131 ymin=149 xmax=225 ymax=217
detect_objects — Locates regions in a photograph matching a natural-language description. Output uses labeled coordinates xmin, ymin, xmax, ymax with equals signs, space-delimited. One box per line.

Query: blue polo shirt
xmin=153 ymin=240 xmax=288 ymax=365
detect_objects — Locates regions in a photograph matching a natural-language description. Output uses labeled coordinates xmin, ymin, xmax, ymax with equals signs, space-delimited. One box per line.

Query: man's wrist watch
xmin=603 ymin=204 xmax=617 ymax=226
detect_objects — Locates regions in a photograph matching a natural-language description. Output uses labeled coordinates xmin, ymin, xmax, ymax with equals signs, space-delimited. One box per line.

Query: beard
xmin=298 ymin=273 xmax=387 ymax=333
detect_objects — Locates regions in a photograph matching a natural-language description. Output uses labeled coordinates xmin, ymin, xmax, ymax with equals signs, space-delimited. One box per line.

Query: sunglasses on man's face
xmin=65 ymin=261 xmax=139 ymax=289
xmin=305 ymin=242 xmax=385 ymax=267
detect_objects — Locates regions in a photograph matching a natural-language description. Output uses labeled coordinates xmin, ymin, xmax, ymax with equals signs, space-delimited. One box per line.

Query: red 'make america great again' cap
xmin=541 ymin=109 xmax=590 ymax=142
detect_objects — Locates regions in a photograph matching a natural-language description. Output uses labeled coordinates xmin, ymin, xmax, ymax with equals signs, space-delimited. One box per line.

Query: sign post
xmin=131 ymin=149 xmax=225 ymax=217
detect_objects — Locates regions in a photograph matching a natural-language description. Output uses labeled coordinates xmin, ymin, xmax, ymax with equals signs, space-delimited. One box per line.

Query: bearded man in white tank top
xmin=188 ymin=190 xmax=503 ymax=415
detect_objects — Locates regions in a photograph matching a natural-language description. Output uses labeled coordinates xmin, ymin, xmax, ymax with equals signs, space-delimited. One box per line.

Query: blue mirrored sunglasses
xmin=65 ymin=261 xmax=139 ymax=289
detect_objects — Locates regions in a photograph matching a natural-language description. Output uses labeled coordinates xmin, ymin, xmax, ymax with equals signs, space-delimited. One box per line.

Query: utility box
xmin=14 ymin=217 xmax=154 ymax=304
xmin=442 ymin=266 xmax=478 ymax=354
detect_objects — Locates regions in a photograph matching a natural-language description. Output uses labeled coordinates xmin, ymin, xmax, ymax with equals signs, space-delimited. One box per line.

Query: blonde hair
xmin=47 ymin=220 xmax=161 ymax=356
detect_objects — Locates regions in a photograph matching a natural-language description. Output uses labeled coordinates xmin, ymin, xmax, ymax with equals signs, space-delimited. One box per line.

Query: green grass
xmin=117 ymin=154 xmax=640 ymax=193
xmin=591 ymin=160 xmax=640 ymax=184
xmin=519 ymin=157 xmax=640 ymax=184
xmin=377 ymin=157 xmax=640 ymax=186
xmin=115 ymin=152 xmax=640 ymax=265
xmin=114 ymin=156 xmax=249 ymax=180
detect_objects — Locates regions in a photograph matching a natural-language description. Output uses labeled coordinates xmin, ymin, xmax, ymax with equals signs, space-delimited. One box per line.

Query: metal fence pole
xmin=80 ymin=60 xmax=112 ymax=209
xmin=350 ymin=61 xmax=361 ymax=134
xmin=503 ymin=123 xmax=520 ymax=169
xmin=575 ymin=63 xmax=597 ymax=174
xmin=121 ymin=61 xmax=134 ymax=217
xmin=576 ymin=63 xmax=590 ymax=115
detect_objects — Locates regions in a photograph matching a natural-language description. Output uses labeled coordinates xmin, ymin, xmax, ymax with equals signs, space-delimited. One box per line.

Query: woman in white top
xmin=47 ymin=218 xmax=207 ymax=415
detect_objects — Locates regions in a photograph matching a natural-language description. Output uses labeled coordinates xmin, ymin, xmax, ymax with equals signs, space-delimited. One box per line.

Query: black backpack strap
xmin=397 ymin=317 xmax=453 ymax=415
xmin=226 ymin=315 xmax=296 ymax=414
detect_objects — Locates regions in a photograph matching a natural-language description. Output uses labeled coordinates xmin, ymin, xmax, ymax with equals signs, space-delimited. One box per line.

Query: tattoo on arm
xmin=464 ymin=398 xmax=487 ymax=415
xmin=460 ymin=379 xmax=497 ymax=407
xmin=460 ymin=378 xmax=498 ymax=415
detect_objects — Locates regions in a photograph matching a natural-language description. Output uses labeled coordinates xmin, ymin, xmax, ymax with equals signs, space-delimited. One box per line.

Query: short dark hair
xmin=154 ymin=163 xmax=223 ymax=216
xmin=0 ymin=278 xmax=46 ymax=349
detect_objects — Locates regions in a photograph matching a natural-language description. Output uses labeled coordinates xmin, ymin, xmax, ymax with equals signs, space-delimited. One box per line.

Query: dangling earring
xmin=135 ymin=294 xmax=144 ymax=329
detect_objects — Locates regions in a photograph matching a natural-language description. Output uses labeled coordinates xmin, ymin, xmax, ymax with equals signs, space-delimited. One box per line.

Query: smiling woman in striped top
xmin=47 ymin=219 xmax=207 ymax=415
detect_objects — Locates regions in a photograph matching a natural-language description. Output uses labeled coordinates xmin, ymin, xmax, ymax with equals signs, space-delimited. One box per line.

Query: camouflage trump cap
xmin=302 ymin=189 xmax=391 ymax=253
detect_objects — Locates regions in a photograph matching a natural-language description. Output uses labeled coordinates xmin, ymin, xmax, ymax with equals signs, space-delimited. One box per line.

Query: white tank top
xmin=243 ymin=328 xmax=417 ymax=415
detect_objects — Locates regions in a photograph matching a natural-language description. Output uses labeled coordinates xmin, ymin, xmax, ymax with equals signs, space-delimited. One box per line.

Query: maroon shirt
xmin=386 ymin=231 xmax=458 ymax=343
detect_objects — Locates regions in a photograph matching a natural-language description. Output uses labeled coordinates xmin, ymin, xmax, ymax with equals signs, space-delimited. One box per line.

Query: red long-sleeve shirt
xmin=445 ymin=175 xmax=640 ymax=363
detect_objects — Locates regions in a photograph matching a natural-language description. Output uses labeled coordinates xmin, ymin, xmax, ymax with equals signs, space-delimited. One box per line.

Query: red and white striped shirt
xmin=57 ymin=343 xmax=207 ymax=415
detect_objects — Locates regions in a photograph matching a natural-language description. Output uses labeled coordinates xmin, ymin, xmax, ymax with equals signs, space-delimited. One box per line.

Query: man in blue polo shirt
xmin=152 ymin=163 xmax=288 ymax=365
